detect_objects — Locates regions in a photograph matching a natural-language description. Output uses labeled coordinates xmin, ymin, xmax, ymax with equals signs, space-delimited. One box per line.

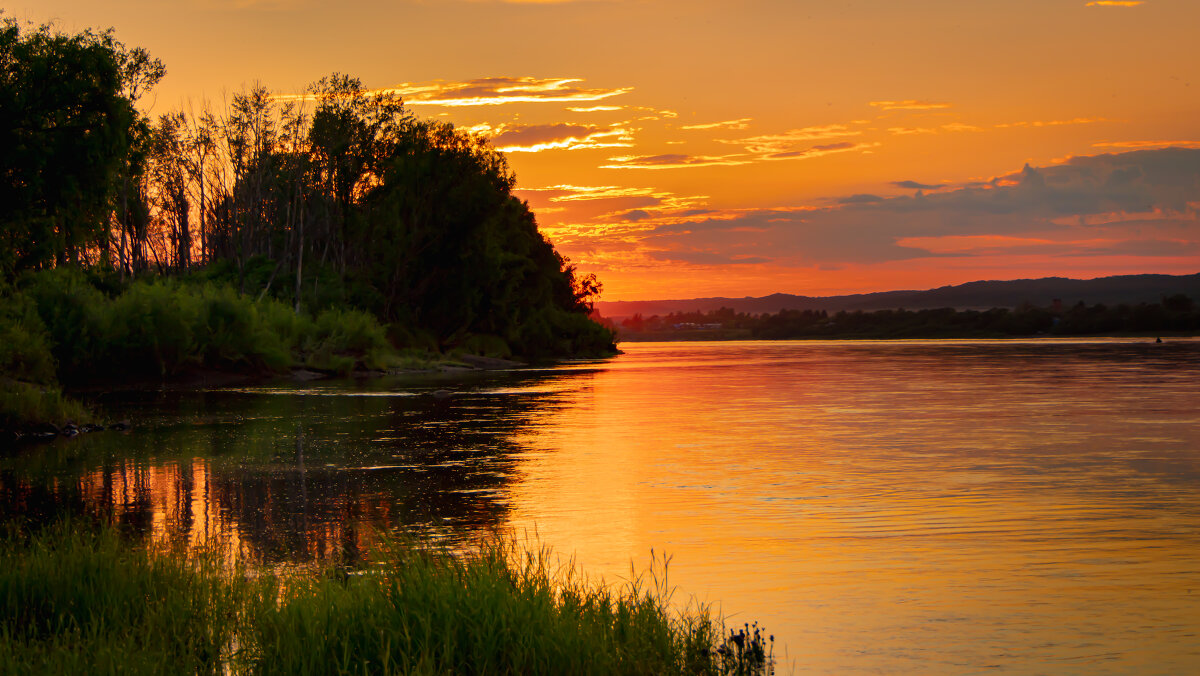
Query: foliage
xmin=0 ymin=287 xmax=56 ymax=386
xmin=0 ymin=382 xmax=89 ymax=432
xmin=1 ymin=17 xmax=613 ymax=372
xmin=17 ymin=269 xmax=395 ymax=384
xmin=0 ymin=523 xmax=774 ymax=675
xmin=0 ymin=17 xmax=161 ymax=277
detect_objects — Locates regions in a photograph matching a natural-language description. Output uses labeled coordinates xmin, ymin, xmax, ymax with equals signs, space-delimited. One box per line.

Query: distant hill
xmin=595 ymin=273 xmax=1200 ymax=319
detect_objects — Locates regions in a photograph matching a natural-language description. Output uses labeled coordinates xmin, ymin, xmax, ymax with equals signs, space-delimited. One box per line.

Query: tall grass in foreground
xmin=0 ymin=524 xmax=773 ymax=675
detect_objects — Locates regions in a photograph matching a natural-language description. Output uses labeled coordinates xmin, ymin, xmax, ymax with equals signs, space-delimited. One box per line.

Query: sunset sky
xmin=8 ymin=0 xmax=1200 ymax=300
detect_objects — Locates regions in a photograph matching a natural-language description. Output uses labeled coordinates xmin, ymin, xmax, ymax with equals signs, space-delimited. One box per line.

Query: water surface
xmin=4 ymin=339 xmax=1199 ymax=673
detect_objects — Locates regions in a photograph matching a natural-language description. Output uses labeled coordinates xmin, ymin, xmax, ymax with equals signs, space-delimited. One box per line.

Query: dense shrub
xmin=0 ymin=289 xmax=56 ymax=386
xmin=15 ymin=270 xmax=399 ymax=385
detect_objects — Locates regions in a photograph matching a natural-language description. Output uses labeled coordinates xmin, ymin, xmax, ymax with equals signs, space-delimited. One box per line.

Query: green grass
xmin=0 ymin=524 xmax=774 ymax=675
xmin=0 ymin=381 xmax=90 ymax=432
xmin=0 ymin=523 xmax=246 ymax=675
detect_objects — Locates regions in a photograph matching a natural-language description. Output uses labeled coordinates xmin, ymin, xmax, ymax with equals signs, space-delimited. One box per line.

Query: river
xmin=3 ymin=339 xmax=1199 ymax=673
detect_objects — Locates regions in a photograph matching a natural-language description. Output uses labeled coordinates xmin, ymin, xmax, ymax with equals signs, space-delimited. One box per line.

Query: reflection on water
xmin=3 ymin=339 xmax=1200 ymax=672
xmin=0 ymin=377 xmax=564 ymax=563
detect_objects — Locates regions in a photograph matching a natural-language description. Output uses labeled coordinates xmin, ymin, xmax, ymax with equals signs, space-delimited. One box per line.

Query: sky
xmin=7 ymin=0 xmax=1200 ymax=300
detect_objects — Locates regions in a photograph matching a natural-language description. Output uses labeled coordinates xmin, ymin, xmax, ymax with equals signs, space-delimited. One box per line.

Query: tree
xmin=0 ymin=17 xmax=160 ymax=277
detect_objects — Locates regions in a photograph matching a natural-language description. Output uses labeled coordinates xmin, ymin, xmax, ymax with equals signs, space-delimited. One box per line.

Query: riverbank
xmin=0 ymin=269 xmax=611 ymax=439
xmin=0 ymin=522 xmax=772 ymax=675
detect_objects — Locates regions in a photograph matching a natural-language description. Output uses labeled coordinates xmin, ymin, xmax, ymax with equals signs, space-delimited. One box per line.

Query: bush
xmin=0 ymin=290 xmax=56 ymax=386
xmin=0 ymin=381 xmax=89 ymax=431
xmin=306 ymin=308 xmax=394 ymax=373
xmin=107 ymin=280 xmax=202 ymax=378
xmin=19 ymin=269 xmax=111 ymax=381
xmin=193 ymin=284 xmax=292 ymax=372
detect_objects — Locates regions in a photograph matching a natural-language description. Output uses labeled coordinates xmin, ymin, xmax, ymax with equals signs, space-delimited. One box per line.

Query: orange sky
xmin=9 ymin=0 xmax=1199 ymax=300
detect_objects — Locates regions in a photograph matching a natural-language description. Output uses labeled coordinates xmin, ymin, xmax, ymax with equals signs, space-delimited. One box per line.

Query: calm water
xmin=4 ymin=339 xmax=1199 ymax=673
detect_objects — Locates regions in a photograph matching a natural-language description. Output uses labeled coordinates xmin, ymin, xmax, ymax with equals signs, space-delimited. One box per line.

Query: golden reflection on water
xmin=503 ymin=341 xmax=1200 ymax=673
xmin=4 ymin=339 xmax=1199 ymax=673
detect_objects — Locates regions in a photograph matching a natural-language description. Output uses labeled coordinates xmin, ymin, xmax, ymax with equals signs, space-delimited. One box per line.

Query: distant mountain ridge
xmin=595 ymin=273 xmax=1200 ymax=318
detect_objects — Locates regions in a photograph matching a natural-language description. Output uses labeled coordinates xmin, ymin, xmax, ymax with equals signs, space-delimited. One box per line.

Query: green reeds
xmin=0 ymin=523 xmax=249 ymax=675
xmin=0 ymin=524 xmax=774 ymax=675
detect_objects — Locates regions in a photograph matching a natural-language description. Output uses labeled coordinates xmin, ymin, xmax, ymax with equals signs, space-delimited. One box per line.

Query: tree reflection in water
xmin=0 ymin=370 xmax=587 ymax=566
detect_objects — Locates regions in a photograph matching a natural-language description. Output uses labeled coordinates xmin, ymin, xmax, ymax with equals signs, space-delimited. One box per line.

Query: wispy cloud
xmin=869 ymin=100 xmax=951 ymax=111
xmin=600 ymin=153 xmax=751 ymax=169
xmin=1086 ymin=1 xmax=1144 ymax=7
xmin=567 ymin=105 xmax=624 ymax=112
xmin=680 ymin=118 xmax=753 ymax=131
xmin=274 ymin=77 xmax=633 ymax=107
xmin=893 ymin=180 xmax=944 ymax=190
xmin=633 ymin=148 xmax=1200 ymax=267
xmin=478 ymin=122 xmax=634 ymax=152
xmin=1092 ymin=140 xmax=1200 ymax=149
xmin=889 ymin=123 xmax=981 ymax=135
xmin=763 ymin=141 xmax=880 ymax=161
xmin=995 ymin=117 xmax=1106 ymax=128
xmin=719 ymin=124 xmax=862 ymax=153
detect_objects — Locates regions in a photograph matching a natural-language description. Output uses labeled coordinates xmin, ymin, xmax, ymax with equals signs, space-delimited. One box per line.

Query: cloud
xmin=995 ymin=117 xmax=1106 ymax=128
xmin=763 ymin=141 xmax=879 ymax=161
xmin=719 ymin=124 xmax=861 ymax=153
xmin=567 ymin=105 xmax=624 ymax=112
xmin=1086 ymin=1 xmax=1144 ymax=6
xmin=482 ymin=122 xmax=634 ymax=152
xmin=373 ymin=77 xmax=632 ymax=107
xmin=838 ymin=194 xmax=884 ymax=204
xmin=600 ymin=133 xmax=878 ymax=169
xmin=647 ymin=251 xmax=771 ymax=265
xmin=892 ymin=180 xmax=943 ymax=190
xmin=600 ymin=153 xmax=751 ymax=169
xmin=631 ymin=148 xmax=1200 ymax=267
xmin=1093 ymin=140 xmax=1200 ymax=149
xmin=681 ymin=118 xmax=753 ymax=130
xmin=869 ymin=100 xmax=951 ymax=111
xmin=889 ymin=122 xmax=981 ymax=135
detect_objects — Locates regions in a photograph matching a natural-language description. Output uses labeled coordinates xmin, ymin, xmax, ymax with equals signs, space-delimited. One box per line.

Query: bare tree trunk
xmin=294 ymin=198 xmax=304 ymax=314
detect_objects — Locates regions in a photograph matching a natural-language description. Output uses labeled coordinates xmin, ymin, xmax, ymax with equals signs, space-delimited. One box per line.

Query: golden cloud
xmin=1092 ymin=140 xmax=1200 ymax=149
xmin=761 ymin=141 xmax=880 ymax=161
xmin=482 ymin=122 xmax=635 ymax=152
xmin=889 ymin=123 xmax=980 ymax=135
xmin=995 ymin=117 xmax=1106 ymax=128
xmin=600 ymin=153 xmax=751 ymax=169
xmin=869 ymin=100 xmax=951 ymax=111
xmin=272 ymin=77 xmax=632 ymax=107
xmin=1086 ymin=1 xmax=1144 ymax=6
xmin=719 ymin=124 xmax=862 ymax=153
xmin=681 ymin=118 xmax=753 ymax=130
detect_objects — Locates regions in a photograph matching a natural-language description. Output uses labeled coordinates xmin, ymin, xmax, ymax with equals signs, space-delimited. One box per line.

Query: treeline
xmin=1 ymin=17 xmax=613 ymax=357
xmin=1 ymin=18 xmax=615 ymax=430
xmin=618 ymin=295 xmax=1200 ymax=340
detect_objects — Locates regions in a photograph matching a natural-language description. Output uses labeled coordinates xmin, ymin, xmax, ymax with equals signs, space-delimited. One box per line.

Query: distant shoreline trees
xmin=613 ymin=296 xmax=1200 ymax=341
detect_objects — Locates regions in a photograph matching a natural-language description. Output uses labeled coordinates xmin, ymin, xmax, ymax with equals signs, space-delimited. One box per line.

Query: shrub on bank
xmin=0 ymin=382 xmax=89 ymax=432
xmin=0 ymin=289 xmax=56 ymax=387
xmin=16 ymin=270 xmax=397 ymax=383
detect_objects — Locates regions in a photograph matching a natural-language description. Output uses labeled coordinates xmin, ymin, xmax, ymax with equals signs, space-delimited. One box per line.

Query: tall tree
xmin=0 ymin=18 xmax=160 ymax=277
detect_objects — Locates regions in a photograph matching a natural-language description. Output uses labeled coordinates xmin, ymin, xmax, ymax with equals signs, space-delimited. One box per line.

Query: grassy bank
xmin=0 ymin=269 xmax=432 ymax=435
xmin=0 ymin=523 xmax=772 ymax=675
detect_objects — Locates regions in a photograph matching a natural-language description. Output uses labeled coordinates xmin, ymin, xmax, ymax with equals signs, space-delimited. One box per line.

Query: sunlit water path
xmin=3 ymin=339 xmax=1199 ymax=673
